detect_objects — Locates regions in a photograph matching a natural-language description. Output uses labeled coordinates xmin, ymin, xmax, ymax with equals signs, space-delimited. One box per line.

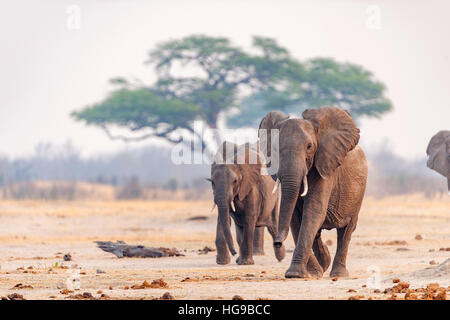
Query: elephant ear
xmin=237 ymin=145 xmax=262 ymax=201
xmin=213 ymin=141 xmax=237 ymax=164
xmin=258 ymin=111 xmax=290 ymax=132
xmin=426 ymin=131 xmax=450 ymax=176
xmin=426 ymin=130 xmax=450 ymax=156
xmin=258 ymin=111 xmax=289 ymax=174
xmin=302 ymin=107 xmax=360 ymax=180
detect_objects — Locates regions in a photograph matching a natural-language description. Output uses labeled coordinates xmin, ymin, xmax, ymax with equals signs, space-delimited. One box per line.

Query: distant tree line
xmin=0 ymin=141 xmax=447 ymax=200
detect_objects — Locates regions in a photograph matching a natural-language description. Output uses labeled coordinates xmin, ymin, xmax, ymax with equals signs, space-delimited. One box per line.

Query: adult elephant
xmin=209 ymin=142 xmax=285 ymax=265
xmin=259 ymin=107 xmax=368 ymax=278
xmin=426 ymin=130 xmax=450 ymax=194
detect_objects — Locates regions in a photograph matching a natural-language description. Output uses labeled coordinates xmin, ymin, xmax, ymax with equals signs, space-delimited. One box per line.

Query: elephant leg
xmin=330 ymin=218 xmax=357 ymax=277
xmin=253 ymin=226 xmax=265 ymax=256
xmin=290 ymin=206 xmax=301 ymax=243
xmin=285 ymin=186 xmax=330 ymax=279
xmin=267 ymin=203 xmax=285 ymax=261
xmin=267 ymin=205 xmax=285 ymax=261
xmin=215 ymin=218 xmax=230 ymax=265
xmin=236 ymin=215 xmax=256 ymax=265
xmin=235 ymin=224 xmax=244 ymax=247
xmin=312 ymin=231 xmax=331 ymax=272
xmin=289 ymin=205 xmax=325 ymax=277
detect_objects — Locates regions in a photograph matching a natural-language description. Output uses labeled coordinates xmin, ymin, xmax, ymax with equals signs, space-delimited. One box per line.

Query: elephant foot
xmin=285 ymin=263 xmax=311 ymax=279
xmin=236 ymin=256 xmax=254 ymax=265
xmin=307 ymin=261 xmax=324 ymax=278
xmin=274 ymin=244 xmax=285 ymax=262
xmin=330 ymin=264 xmax=349 ymax=278
xmin=216 ymin=255 xmax=230 ymax=265
xmin=253 ymin=248 xmax=265 ymax=256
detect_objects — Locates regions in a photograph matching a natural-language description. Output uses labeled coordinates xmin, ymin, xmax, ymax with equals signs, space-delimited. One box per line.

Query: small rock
xmin=96 ymin=269 xmax=106 ymax=274
xmin=187 ymin=215 xmax=208 ymax=221
xmin=13 ymin=283 xmax=33 ymax=289
xmin=198 ymin=246 xmax=216 ymax=255
xmin=415 ymin=234 xmax=423 ymax=240
xmin=82 ymin=292 xmax=93 ymax=299
xmin=232 ymin=295 xmax=244 ymax=300
xmin=331 ymin=277 xmax=338 ymax=281
xmin=60 ymin=289 xmax=72 ymax=295
xmin=348 ymin=295 xmax=364 ymax=300
xmin=161 ymin=292 xmax=174 ymax=300
xmin=7 ymin=293 xmax=25 ymax=300
xmin=63 ymin=254 xmax=72 ymax=261
xmin=429 ymin=260 xmax=437 ymax=265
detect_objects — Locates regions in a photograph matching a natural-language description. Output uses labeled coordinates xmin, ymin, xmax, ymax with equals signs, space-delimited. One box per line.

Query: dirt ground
xmin=0 ymin=194 xmax=449 ymax=300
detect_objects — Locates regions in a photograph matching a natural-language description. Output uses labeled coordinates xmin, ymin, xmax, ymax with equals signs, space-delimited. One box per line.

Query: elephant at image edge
xmin=426 ymin=130 xmax=450 ymax=194
xmin=209 ymin=141 xmax=285 ymax=265
xmin=259 ymin=107 xmax=368 ymax=278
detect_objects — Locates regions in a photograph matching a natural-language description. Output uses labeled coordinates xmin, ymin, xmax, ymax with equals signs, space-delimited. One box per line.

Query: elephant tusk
xmin=272 ymin=178 xmax=280 ymax=194
xmin=300 ymin=175 xmax=308 ymax=197
xmin=230 ymin=201 xmax=236 ymax=212
xmin=210 ymin=203 xmax=217 ymax=213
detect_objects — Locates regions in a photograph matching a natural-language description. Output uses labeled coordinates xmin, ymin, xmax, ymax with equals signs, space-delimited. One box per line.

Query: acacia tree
xmin=72 ymin=35 xmax=299 ymax=154
xmin=227 ymin=57 xmax=392 ymax=127
xmin=72 ymin=35 xmax=392 ymax=152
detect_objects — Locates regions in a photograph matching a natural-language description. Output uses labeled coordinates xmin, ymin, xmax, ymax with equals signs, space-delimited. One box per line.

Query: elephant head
xmin=210 ymin=142 xmax=263 ymax=257
xmin=259 ymin=107 xmax=360 ymax=246
xmin=426 ymin=130 xmax=450 ymax=191
xmin=258 ymin=111 xmax=290 ymax=162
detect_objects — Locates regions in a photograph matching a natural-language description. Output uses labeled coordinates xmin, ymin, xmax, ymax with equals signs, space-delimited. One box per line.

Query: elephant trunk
xmin=217 ymin=204 xmax=237 ymax=256
xmin=274 ymin=173 xmax=303 ymax=247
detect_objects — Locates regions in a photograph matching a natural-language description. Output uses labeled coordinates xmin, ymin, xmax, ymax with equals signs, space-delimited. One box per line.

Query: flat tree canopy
xmin=72 ymin=35 xmax=392 ymax=152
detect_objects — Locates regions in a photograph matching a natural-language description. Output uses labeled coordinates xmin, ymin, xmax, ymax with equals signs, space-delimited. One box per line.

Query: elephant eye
xmin=307 ymin=143 xmax=312 ymax=150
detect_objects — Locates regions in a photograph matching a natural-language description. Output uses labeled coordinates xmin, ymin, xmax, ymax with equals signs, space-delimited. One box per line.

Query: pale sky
xmin=1 ymin=0 xmax=449 ymax=159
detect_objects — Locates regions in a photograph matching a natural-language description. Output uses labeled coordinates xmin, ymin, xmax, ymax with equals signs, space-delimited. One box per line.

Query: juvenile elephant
xmin=209 ymin=142 xmax=285 ymax=265
xmin=426 ymin=130 xmax=450 ymax=193
xmin=259 ymin=107 xmax=368 ymax=278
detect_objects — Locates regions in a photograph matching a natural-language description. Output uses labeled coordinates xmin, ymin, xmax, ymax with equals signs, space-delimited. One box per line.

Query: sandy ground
xmin=0 ymin=194 xmax=449 ymax=300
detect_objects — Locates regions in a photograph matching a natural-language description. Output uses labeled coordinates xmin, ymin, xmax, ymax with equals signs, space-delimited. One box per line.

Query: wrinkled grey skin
xmin=426 ymin=130 xmax=450 ymax=193
xmin=210 ymin=142 xmax=285 ymax=265
xmin=259 ymin=107 xmax=368 ymax=278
